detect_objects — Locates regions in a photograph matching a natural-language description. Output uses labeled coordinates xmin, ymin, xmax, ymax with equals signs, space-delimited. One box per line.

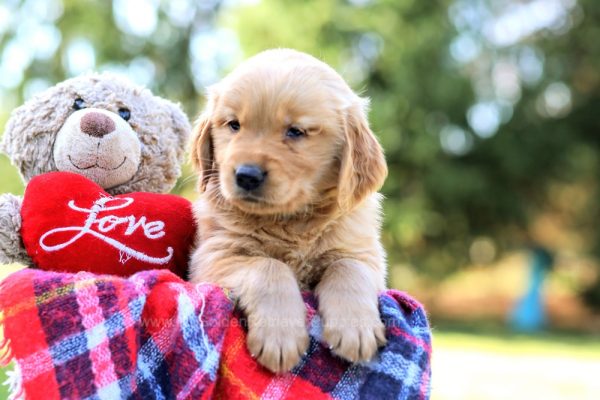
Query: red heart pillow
xmin=21 ymin=172 xmax=196 ymax=278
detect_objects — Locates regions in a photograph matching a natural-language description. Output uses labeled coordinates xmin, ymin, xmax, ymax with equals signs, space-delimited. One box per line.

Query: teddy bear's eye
xmin=118 ymin=108 xmax=131 ymax=121
xmin=73 ymin=98 xmax=85 ymax=110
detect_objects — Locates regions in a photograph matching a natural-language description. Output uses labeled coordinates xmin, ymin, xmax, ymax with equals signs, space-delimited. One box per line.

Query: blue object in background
xmin=510 ymin=246 xmax=554 ymax=333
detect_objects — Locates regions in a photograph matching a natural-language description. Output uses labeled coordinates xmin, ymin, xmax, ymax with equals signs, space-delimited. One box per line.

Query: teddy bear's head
xmin=1 ymin=73 xmax=191 ymax=194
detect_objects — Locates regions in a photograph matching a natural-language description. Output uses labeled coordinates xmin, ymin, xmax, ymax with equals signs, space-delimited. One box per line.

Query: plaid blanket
xmin=0 ymin=269 xmax=431 ymax=400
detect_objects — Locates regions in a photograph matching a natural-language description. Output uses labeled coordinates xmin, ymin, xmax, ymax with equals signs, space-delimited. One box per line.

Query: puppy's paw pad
xmin=322 ymin=312 xmax=386 ymax=363
xmin=247 ymin=322 xmax=309 ymax=373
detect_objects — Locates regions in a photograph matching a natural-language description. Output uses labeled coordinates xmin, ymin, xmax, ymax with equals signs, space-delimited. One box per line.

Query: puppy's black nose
xmin=235 ymin=164 xmax=266 ymax=191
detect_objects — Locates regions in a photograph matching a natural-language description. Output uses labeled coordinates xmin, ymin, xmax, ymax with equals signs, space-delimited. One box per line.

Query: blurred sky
xmin=0 ymin=0 xmax=248 ymax=111
xmin=0 ymin=0 xmax=580 ymax=130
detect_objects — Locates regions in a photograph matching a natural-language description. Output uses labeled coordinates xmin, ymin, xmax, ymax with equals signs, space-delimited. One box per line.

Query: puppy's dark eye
xmin=73 ymin=98 xmax=85 ymax=110
xmin=228 ymin=120 xmax=240 ymax=132
xmin=118 ymin=108 xmax=131 ymax=121
xmin=286 ymin=126 xmax=305 ymax=139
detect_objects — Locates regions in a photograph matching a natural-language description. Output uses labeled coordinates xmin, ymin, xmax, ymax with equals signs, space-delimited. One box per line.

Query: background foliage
xmin=0 ymin=0 xmax=599 ymax=305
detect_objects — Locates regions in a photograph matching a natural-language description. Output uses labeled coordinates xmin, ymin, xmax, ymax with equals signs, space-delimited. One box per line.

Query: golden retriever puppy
xmin=189 ymin=49 xmax=388 ymax=373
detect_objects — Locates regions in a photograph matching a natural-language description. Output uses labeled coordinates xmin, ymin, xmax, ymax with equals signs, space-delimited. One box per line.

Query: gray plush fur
xmin=0 ymin=194 xmax=29 ymax=265
xmin=0 ymin=72 xmax=191 ymax=265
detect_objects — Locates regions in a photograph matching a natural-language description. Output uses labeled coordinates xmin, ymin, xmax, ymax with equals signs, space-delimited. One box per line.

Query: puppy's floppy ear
xmin=190 ymin=113 xmax=213 ymax=192
xmin=337 ymin=99 xmax=388 ymax=211
xmin=191 ymin=88 xmax=221 ymax=192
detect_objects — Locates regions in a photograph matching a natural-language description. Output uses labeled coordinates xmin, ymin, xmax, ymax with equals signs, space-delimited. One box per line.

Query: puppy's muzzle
xmin=235 ymin=164 xmax=266 ymax=192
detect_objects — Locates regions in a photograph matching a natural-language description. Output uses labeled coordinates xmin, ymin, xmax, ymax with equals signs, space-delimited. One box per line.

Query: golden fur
xmin=189 ymin=49 xmax=388 ymax=373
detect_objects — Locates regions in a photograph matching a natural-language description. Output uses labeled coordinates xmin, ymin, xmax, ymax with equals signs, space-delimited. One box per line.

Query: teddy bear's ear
xmin=1 ymin=84 xmax=72 ymax=182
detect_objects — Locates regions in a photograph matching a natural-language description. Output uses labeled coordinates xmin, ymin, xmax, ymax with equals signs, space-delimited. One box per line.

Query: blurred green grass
xmin=0 ymin=154 xmax=24 ymax=196
xmin=0 ymin=364 xmax=8 ymax=400
xmin=0 ymin=323 xmax=10 ymax=400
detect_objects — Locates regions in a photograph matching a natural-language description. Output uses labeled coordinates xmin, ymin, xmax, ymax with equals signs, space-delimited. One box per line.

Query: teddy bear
xmin=0 ymin=73 xmax=195 ymax=278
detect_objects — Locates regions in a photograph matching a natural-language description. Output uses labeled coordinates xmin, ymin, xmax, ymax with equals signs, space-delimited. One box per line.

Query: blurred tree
xmin=226 ymin=0 xmax=600 ymax=305
xmin=0 ymin=0 xmax=235 ymax=198
xmin=0 ymin=0 xmax=231 ymax=114
xmin=1 ymin=0 xmax=599 ymax=305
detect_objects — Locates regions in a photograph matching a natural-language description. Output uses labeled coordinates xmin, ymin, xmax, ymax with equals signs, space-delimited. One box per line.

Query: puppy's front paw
xmin=246 ymin=307 xmax=309 ymax=373
xmin=321 ymin=301 xmax=386 ymax=363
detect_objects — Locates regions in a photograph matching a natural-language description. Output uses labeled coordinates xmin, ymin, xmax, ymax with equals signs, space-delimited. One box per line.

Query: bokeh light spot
xmin=64 ymin=38 xmax=96 ymax=76
xmin=467 ymin=102 xmax=502 ymax=138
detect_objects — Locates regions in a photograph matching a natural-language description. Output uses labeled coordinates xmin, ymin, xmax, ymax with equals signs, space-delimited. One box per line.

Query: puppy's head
xmin=191 ymin=49 xmax=387 ymax=216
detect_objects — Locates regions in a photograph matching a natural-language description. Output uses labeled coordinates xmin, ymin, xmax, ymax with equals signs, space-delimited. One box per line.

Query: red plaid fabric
xmin=0 ymin=269 xmax=431 ymax=399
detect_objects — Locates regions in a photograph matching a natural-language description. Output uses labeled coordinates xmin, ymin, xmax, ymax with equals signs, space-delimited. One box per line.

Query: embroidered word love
xmin=39 ymin=196 xmax=173 ymax=265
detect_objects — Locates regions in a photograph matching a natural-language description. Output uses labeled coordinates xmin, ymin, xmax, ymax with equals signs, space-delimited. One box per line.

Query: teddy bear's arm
xmin=0 ymin=194 xmax=32 ymax=266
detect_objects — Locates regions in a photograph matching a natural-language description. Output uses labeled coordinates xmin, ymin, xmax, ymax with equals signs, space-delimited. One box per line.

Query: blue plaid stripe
xmin=177 ymin=293 xmax=221 ymax=380
xmin=135 ymin=337 xmax=168 ymax=400
xmin=331 ymin=365 xmax=368 ymax=399
xmin=47 ymin=294 xmax=146 ymax=365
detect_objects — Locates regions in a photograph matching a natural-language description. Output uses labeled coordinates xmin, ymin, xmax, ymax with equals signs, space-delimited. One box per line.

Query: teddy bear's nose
xmin=80 ymin=112 xmax=116 ymax=138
